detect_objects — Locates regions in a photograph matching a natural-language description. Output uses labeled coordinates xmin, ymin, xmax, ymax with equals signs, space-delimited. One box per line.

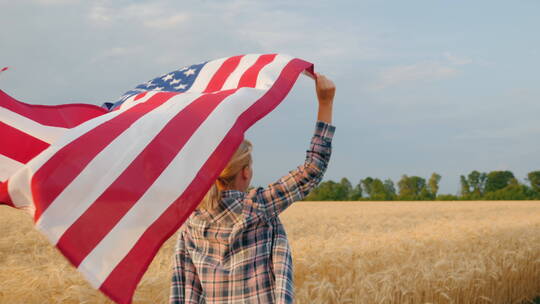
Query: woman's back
xmin=170 ymin=73 xmax=335 ymax=304
xmin=176 ymin=189 xmax=292 ymax=303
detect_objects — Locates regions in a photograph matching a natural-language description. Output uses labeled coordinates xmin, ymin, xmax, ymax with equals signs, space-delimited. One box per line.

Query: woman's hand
xmin=315 ymin=73 xmax=335 ymax=106
xmin=315 ymin=73 xmax=335 ymax=124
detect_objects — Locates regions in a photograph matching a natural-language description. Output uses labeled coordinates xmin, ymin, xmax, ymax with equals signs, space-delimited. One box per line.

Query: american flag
xmin=0 ymin=54 xmax=314 ymax=304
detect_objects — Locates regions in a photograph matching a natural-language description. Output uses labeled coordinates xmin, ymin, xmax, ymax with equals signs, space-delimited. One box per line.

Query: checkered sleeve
xmin=247 ymin=121 xmax=335 ymax=218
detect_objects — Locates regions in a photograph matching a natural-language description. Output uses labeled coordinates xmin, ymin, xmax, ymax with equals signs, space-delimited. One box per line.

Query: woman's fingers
xmin=315 ymin=73 xmax=336 ymax=106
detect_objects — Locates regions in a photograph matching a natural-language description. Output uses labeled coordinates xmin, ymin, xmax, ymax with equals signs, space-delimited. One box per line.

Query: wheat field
xmin=1 ymin=201 xmax=540 ymax=304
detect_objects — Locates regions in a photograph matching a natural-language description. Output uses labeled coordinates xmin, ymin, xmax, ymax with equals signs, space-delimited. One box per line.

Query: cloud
xmin=143 ymin=13 xmax=189 ymax=29
xmin=91 ymin=46 xmax=144 ymax=62
xmin=81 ymin=0 xmax=388 ymax=71
xmin=33 ymin=0 xmax=78 ymax=4
xmin=455 ymin=121 xmax=540 ymax=141
xmin=370 ymin=53 xmax=473 ymax=90
xmin=87 ymin=2 xmax=189 ymax=29
xmin=87 ymin=2 xmax=114 ymax=24
xmin=443 ymin=52 xmax=472 ymax=66
xmin=370 ymin=62 xmax=458 ymax=90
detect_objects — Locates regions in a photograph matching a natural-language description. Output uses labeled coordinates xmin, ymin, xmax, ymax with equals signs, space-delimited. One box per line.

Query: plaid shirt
xmin=170 ymin=121 xmax=335 ymax=304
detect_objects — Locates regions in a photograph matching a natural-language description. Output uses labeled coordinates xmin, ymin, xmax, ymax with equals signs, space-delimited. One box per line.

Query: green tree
xmin=398 ymin=175 xmax=427 ymax=200
xmin=349 ymin=180 xmax=363 ymax=200
xmin=419 ymin=187 xmax=434 ymax=200
xmin=485 ymin=171 xmax=515 ymax=193
xmin=383 ymin=179 xmax=397 ymax=200
xmin=361 ymin=177 xmax=395 ymax=200
xmin=527 ymin=171 xmax=540 ymax=196
xmin=467 ymin=170 xmax=487 ymax=197
xmin=436 ymin=194 xmax=459 ymax=201
xmin=305 ymin=179 xmax=352 ymax=201
xmin=337 ymin=178 xmax=352 ymax=200
xmin=428 ymin=173 xmax=441 ymax=197
xmin=460 ymin=175 xmax=470 ymax=197
xmin=483 ymin=178 xmax=535 ymax=200
xmin=361 ymin=177 xmax=375 ymax=197
xmin=369 ymin=179 xmax=387 ymax=200
xmin=305 ymin=171 xmax=540 ymax=202
xmin=305 ymin=181 xmax=336 ymax=201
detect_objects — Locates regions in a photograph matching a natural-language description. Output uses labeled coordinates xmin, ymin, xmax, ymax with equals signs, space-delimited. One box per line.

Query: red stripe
xmin=32 ymin=92 xmax=177 ymax=221
xmin=238 ymin=54 xmax=277 ymax=88
xmin=99 ymin=58 xmax=313 ymax=304
xmin=0 ymin=90 xmax=107 ymax=128
xmin=0 ymin=122 xmax=50 ymax=164
xmin=57 ymin=89 xmax=236 ymax=267
xmin=203 ymin=55 xmax=243 ymax=93
xmin=1 ymin=67 xmax=8 ymax=72
xmin=0 ymin=181 xmax=14 ymax=207
xmin=134 ymin=92 xmax=147 ymax=101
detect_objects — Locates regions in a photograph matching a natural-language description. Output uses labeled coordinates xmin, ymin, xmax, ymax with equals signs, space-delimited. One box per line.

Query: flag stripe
xmin=186 ymin=58 xmax=227 ymax=93
xmin=35 ymin=56 xmax=261 ymax=240
xmin=35 ymin=92 xmax=200 ymax=245
xmin=0 ymin=121 xmax=50 ymax=164
xmin=8 ymin=92 xmax=157 ymax=213
xmin=0 ymin=154 xmax=23 ymax=183
xmin=0 ymin=90 xmax=107 ymax=128
xmin=221 ymin=54 xmax=261 ymax=90
xmin=78 ymin=87 xmax=267 ymax=288
xmin=56 ymin=90 xmax=235 ymax=267
xmin=0 ymin=181 xmax=14 ymax=207
xmin=116 ymin=91 xmax=152 ymax=111
xmin=134 ymin=92 xmax=147 ymax=101
xmin=32 ymin=92 xmax=178 ymax=221
xmin=203 ymin=55 xmax=243 ymax=93
xmin=255 ymin=54 xmax=295 ymax=89
xmin=238 ymin=54 xmax=278 ymax=88
xmin=0 ymin=107 xmax=66 ymax=144
xmin=37 ymin=93 xmax=190 ymax=240
xmin=98 ymin=58 xmax=313 ymax=304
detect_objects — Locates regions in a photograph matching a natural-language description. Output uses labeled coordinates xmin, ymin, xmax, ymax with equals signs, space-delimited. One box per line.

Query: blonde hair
xmin=198 ymin=139 xmax=252 ymax=211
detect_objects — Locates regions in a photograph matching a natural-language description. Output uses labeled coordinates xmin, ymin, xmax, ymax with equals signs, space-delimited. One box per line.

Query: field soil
xmin=1 ymin=201 xmax=540 ymax=303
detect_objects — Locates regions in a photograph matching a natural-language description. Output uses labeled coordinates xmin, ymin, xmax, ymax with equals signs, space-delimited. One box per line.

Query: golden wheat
xmin=1 ymin=201 xmax=540 ymax=304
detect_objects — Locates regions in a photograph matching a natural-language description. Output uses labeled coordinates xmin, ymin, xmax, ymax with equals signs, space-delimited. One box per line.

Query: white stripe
xmin=6 ymin=159 xmax=34 ymax=210
xmin=185 ymin=57 xmax=228 ymax=93
xmin=0 ymin=107 xmax=67 ymax=143
xmin=0 ymin=154 xmax=23 ymax=183
xmin=255 ymin=54 xmax=294 ymax=89
xmin=78 ymin=87 xmax=267 ymax=288
xmin=220 ymin=54 xmax=260 ymax=90
xmin=36 ymin=92 xmax=197 ymax=244
xmin=117 ymin=91 xmax=153 ymax=111
xmin=7 ymin=92 xmax=157 ymax=211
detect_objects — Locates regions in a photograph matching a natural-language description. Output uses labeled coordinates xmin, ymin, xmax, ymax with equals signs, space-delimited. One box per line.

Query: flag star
xmin=174 ymin=84 xmax=187 ymax=90
xmin=162 ymin=74 xmax=174 ymax=82
xmin=179 ymin=66 xmax=188 ymax=71
xmin=145 ymin=80 xmax=154 ymax=87
xmin=154 ymin=87 xmax=164 ymax=91
xmin=170 ymin=78 xmax=181 ymax=85
xmin=183 ymin=68 xmax=196 ymax=76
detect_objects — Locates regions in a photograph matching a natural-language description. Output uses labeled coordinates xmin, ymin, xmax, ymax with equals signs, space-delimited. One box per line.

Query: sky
xmin=1 ymin=0 xmax=539 ymax=194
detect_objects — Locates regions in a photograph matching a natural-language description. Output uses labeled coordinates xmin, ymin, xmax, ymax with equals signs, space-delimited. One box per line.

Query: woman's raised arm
xmin=245 ymin=73 xmax=336 ymax=218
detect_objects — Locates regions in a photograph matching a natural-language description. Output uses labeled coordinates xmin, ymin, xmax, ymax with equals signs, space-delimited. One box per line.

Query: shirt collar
xmin=221 ymin=189 xmax=245 ymax=199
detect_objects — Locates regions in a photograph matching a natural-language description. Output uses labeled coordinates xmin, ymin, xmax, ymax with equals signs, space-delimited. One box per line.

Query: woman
xmin=170 ymin=73 xmax=336 ymax=303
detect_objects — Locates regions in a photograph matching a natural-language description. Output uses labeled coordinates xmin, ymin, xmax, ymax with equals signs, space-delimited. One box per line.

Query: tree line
xmin=304 ymin=170 xmax=540 ymax=201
